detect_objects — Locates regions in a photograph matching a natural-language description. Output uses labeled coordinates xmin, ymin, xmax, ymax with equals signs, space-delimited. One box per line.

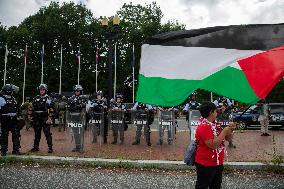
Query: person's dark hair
xmin=199 ymin=102 xmax=217 ymax=118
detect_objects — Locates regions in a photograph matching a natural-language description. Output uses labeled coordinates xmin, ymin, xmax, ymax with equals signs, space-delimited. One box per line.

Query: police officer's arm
xmin=183 ymin=103 xmax=189 ymax=112
xmin=132 ymin=102 xmax=138 ymax=110
xmin=0 ymin=97 xmax=6 ymax=120
xmin=86 ymin=100 xmax=92 ymax=112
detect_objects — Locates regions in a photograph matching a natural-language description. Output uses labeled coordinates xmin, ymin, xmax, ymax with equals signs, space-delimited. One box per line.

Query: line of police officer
xmin=0 ymin=83 xmax=190 ymax=156
xmin=0 ymin=83 xmax=55 ymax=156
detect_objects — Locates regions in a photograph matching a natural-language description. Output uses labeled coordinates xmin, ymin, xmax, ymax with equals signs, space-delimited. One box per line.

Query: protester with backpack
xmin=194 ymin=102 xmax=235 ymax=189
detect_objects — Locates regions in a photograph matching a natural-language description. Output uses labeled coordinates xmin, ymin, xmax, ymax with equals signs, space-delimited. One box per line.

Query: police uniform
xmin=86 ymin=92 xmax=107 ymax=144
xmin=0 ymin=85 xmax=21 ymax=156
xmin=67 ymin=85 xmax=86 ymax=152
xmin=213 ymin=97 xmax=232 ymax=108
xmin=132 ymin=102 xmax=152 ymax=146
xmin=57 ymin=97 xmax=67 ymax=132
xmin=31 ymin=93 xmax=54 ymax=153
xmin=110 ymin=97 xmax=126 ymax=144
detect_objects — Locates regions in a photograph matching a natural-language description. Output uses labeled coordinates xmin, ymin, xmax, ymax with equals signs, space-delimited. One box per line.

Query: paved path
xmin=0 ymin=166 xmax=283 ymax=189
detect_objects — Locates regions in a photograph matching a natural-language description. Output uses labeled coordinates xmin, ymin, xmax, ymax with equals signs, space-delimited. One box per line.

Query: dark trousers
xmin=112 ymin=124 xmax=124 ymax=142
xmin=32 ymin=117 xmax=53 ymax=150
xmin=195 ymin=163 xmax=223 ymax=189
xmin=135 ymin=124 xmax=150 ymax=143
xmin=1 ymin=118 xmax=21 ymax=153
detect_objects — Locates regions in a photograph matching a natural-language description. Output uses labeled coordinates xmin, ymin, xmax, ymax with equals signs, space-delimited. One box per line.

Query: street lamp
xmin=100 ymin=15 xmax=120 ymax=108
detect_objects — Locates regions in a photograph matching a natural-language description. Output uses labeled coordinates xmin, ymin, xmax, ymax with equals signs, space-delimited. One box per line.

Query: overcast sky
xmin=0 ymin=0 xmax=283 ymax=29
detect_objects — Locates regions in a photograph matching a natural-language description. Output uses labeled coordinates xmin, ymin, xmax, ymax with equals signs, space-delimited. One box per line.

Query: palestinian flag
xmin=136 ymin=24 xmax=284 ymax=106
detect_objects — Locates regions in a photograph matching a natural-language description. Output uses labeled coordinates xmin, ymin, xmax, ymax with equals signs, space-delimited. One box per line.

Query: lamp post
xmin=100 ymin=15 xmax=120 ymax=108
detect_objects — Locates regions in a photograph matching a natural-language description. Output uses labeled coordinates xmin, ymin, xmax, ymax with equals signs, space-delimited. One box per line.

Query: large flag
xmin=136 ymin=24 xmax=284 ymax=106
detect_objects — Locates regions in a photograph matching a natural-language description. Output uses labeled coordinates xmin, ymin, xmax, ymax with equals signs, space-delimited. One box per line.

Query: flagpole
xmin=210 ymin=92 xmax=213 ymax=102
xmin=77 ymin=48 xmax=80 ymax=85
xmin=95 ymin=47 xmax=98 ymax=92
xmin=59 ymin=45 xmax=62 ymax=94
xmin=22 ymin=44 xmax=27 ymax=104
xmin=4 ymin=44 xmax=8 ymax=85
xmin=132 ymin=44 xmax=135 ymax=103
xmin=114 ymin=43 xmax=117 ymax=98
xmin=41 ymin=44 xmax=44 ymax=84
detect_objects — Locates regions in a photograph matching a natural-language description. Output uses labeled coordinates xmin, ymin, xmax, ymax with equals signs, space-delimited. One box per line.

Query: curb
xmin=2 ymin=155 xmax=284 ymax=171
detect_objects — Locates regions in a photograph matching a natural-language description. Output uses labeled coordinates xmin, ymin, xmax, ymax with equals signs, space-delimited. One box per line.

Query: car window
xmin=247 ymin=106 xmax=260 ymax=113
xmin=269 ymin=105 xmax=284 ymax=114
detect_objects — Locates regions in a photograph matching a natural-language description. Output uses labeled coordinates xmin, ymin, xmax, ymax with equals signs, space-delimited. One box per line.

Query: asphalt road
xmin=0 ymin=166 xmax=283 ymax=189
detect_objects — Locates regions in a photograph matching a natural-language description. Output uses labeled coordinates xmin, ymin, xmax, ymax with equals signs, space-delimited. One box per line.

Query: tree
xmin=0 ymin=1 xmax=185 ymax=102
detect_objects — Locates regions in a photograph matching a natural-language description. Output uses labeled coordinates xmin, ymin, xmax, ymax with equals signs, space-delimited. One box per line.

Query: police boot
xmin=132 ymin=140 xmax=140 ymax=145
xmin=30 ymin=147 xmax=40 ymax=152
xmin=48 ymin=148 xmax=53 ymax=153
xmin=111 ymin=138 xmax=117 ymax=144
xmin=146 ymin=136 xmax=151 ymax=146
xmin=157 ymin=139 xmax=163 ymax=145
xmin=92 ymin=137 xmax=97 ymax=143
xmin=72 ymin=146 xmax=81 ymax=152
xmin=103 ymin=136 xmax=107 ymax=144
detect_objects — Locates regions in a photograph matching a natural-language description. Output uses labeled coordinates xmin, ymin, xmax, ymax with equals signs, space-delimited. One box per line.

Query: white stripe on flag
xmin=140 ymin=44 xmax=262 ymax=80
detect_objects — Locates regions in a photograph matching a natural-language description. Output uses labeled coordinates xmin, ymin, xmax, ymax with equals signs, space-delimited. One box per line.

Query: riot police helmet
xmin=38 ymin=83 xmax=48 ymax=91
xmin=115 ymin=94 xmax=123 ymax=102
xmin=73 ymin=84 xmax=83 ymax=91
xmin=97 ymin=90 xmax=103 ymax=97
xmin=2 ymin=84 xmax=19 ymax=95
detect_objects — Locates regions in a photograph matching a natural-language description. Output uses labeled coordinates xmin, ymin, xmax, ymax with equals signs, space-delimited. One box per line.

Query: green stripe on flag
xmin=136 ymin=67 xmax=260 ymax=106
xmin=136 ymin=74 xmax=199 ymax=106
xmin=199 ymin=66 xmax=260 ymax=104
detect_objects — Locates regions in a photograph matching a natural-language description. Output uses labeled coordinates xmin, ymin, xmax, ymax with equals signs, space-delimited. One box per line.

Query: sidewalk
xmin=5 ymin=126 xmax=283 ymax=163
xmin=1 ymin=126 xmax=284 ymax=170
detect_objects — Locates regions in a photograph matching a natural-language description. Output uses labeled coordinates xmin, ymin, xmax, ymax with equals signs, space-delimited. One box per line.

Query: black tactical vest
xmin=32 ymin=95 xmax=50 ymax=112
xmin=68 ymin=95 xmax=85 ymax=112
xmin=1 ymin=95 xmax=18 ymax=114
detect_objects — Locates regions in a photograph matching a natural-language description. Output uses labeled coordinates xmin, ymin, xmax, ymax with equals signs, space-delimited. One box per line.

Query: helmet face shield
xmin=73 ymin=85 xmax=83 ymax=95
xmin=2 ymin=84 xmax=19 ymax=95
xmin=12 ymin=85 xmax=19 ymax=94
xmin=38 ymin=84 xmax=48 ymax=91
xmin=115 ymin=94 xmax=123 ymax=102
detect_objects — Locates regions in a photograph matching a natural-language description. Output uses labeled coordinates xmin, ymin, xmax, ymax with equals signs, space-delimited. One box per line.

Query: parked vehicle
xmin=232 ymin=103 xmax=284 ymax=130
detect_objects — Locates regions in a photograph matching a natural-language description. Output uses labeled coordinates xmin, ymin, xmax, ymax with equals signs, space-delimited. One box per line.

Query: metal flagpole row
xmin=59 ymin=45 xmax=63 ymax=94
xmin=114 ymin=43 xmax=117 ymax=98
xmin=95 ymin=46 xmax=98 ymax=92
xmin=41 ymin=44 xmax=44 ymax=84
xmin=22 ymin=44 xmax=27 ymax=104
xmin=77 ymin=48 xmax=80 ymax=85
xmin=4 ymin=44 xmax=8 ymax=86
xmin=132 ymin=44 xmax=135 ymax=103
